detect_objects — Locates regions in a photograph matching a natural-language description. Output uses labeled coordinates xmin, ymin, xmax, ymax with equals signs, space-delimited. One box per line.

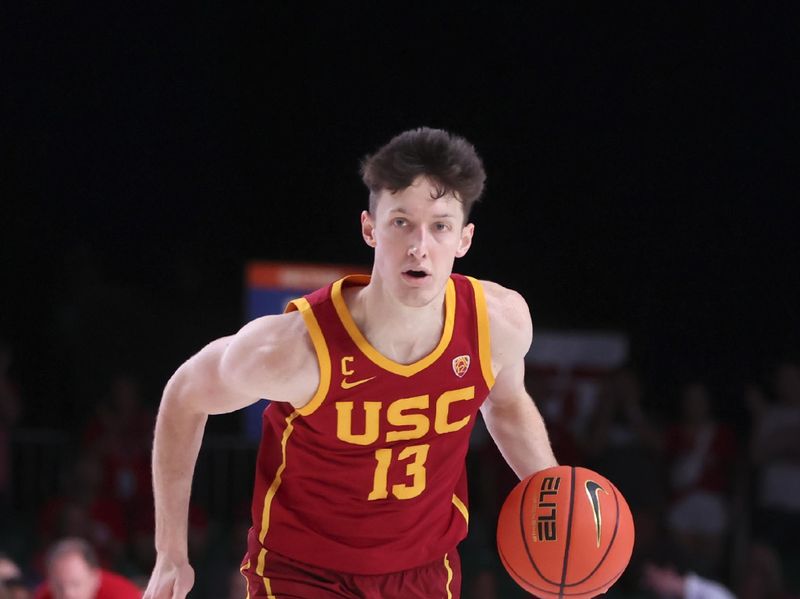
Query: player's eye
xmin=434 ymin=222 xmax=450 ymax=232
xmin=393 ymin=218 xmax=407 ymax=227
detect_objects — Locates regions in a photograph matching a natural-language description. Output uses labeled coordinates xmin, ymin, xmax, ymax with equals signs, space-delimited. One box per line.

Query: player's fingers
xmin=171 ymin=582 xmax=186 ymax=599
xmin=143 ymin=578 xmax=181 ymax=599
xmin=149 ymin=583 xmax=174 ymax=599
xmin=141 ymin=582 xmax=159 ymax=599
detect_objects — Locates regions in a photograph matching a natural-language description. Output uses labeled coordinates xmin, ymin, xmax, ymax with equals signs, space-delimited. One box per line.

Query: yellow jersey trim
xmin=245 ymin=554 xmax=277 ymax=599
xmin=331 ymin=275 xmax=456 ymax=377
xmin=466 ymin=277 xmax=495 ymax=389
xmin=444 ymin=553 xmax=454 ymax=599
xmin=286 ymin=297 xmax=331 ymax=416
xmin=451 ymin=493 xmax=469 ymax=525
xmin=262 ymin=572 xmax=276 ymax=599
xmin=255 ymin=548 xmax=266 ymax=578
xmin=240 ymin=560 xmax=251 ymax=599
xmin=257 ymin=411 xmax=300 ymax=549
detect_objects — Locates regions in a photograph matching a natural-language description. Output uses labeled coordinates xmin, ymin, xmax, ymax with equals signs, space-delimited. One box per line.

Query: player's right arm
xmin=143 ymin=311 xmax=317 ymax=599
xmin=479 ymin=280 xmax=558 ymax=479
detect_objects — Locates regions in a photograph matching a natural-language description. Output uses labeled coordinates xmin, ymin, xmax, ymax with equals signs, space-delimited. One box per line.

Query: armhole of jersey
xmin=285 ymin=298 xmax=331 ymax=416
xmin=466 ymin=277 xmax=495 ymax=390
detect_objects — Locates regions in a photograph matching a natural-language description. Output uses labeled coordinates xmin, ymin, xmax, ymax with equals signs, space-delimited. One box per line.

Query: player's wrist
xmin=154 ymin=544 xmax=190 ymax=564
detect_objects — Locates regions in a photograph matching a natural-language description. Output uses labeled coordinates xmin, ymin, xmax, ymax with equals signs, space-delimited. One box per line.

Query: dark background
xmin=3 ymin=3 xmax=798 ymax=422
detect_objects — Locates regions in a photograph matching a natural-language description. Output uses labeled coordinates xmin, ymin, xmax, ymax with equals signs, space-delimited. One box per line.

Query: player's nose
xmin=407 ymin=230 xmax=429 ymax=258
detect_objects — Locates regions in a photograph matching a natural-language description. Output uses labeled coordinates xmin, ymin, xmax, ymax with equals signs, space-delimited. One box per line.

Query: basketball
xmin=497 ymin=465 xmax=635 ymax=598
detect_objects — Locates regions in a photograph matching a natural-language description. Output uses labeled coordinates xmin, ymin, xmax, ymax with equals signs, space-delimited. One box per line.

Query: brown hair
xmin=360 ymin=127 xmax=486 ymax=221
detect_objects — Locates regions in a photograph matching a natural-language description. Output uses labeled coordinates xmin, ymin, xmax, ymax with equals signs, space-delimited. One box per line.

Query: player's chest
xmin=309 ymin=351 xmax=488 ymax=448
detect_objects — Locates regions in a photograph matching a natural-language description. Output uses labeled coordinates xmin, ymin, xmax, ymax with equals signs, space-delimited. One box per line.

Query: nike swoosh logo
xmin=585 ymin=480 xmax=607 ymax=548
xmin=340 ymin=376 xmax=376 ymax=390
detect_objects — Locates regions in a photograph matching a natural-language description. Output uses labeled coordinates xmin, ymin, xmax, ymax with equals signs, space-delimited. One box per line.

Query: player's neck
xmin=346 ymin=278 xmax=447 ymax=364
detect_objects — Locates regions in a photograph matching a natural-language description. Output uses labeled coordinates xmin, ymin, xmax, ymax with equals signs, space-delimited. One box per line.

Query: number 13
xmin=368 ymin=444 xmax=430 ymax=500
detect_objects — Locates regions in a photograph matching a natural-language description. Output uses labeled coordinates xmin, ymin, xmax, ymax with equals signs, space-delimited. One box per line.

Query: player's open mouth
xmin=404 ymin=270 xmax=428 ymax=278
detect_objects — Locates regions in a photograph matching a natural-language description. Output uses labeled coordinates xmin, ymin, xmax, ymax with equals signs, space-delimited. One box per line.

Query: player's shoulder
xmin=473 ymin=279 xmax=532 ymax=363
xmin=475 ymin=279 xmax=532 ymax=334
xmin=215 ymin=309 xmax=318 ymax=405
xmin=236 ymin=309 xmax=307 ymax=343
xmin=223 ymin=310 xmax=312 ymax=373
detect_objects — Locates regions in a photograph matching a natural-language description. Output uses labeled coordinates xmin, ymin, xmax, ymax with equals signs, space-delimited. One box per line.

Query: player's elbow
xmin=161 ymin=340 xmax=231 ymax=415
xmin=160 ymin=363 xmax=203 ymax=416
xmin=481 ymin=395 xmax=519 ymax=430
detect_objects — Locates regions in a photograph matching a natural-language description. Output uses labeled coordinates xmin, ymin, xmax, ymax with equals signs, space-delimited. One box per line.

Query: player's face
xmin=361 ymin=176 xmax=474 ymax=307
xmin=48 ymin=554 xmax=101 ymax=599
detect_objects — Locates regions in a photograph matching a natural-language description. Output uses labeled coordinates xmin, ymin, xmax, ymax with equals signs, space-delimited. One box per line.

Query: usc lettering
xmin=335 ymin=386 xmax=476 ymax=445
xmin=335 ymin=386 xmax=476 ymax=500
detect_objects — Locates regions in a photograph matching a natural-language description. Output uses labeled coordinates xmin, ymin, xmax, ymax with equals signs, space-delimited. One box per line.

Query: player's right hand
xmin=142 ymin=556 xmax=195 ymax=599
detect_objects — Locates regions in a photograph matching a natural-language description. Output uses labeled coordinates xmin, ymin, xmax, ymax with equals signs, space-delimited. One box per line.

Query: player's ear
xmin=455 ymin=223 xmax=474 ymax=258
xmin=361 ymin=210 xmax=377 ymax=248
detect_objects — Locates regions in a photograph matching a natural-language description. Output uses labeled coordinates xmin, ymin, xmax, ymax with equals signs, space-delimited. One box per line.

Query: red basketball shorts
xmin=240 ymin=548 xmax=461 ymax=599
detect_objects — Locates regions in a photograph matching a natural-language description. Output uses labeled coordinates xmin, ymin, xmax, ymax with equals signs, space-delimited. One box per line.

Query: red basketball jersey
xmin=245 ymin=274 xmax=495 ymax=576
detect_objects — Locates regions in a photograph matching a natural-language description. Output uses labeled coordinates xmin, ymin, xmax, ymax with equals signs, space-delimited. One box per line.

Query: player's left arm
xmin=480 ymin=280 xmax=559 ymax=479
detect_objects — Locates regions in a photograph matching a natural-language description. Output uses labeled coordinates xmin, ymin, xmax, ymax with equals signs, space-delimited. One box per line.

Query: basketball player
xmin=143 ymin=128 xmax=558 ymax=599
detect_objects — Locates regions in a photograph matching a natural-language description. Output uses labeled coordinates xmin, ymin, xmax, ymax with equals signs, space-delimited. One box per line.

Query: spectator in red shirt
xmin=33 ymin=538 xmax=140 ymax=599
xmin=36 ymin=453 xmax=127 ymax=571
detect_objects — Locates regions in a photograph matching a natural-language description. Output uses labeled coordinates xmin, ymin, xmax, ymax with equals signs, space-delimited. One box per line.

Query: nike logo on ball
xmin=585 ymin=480 xmax=608 ymax=548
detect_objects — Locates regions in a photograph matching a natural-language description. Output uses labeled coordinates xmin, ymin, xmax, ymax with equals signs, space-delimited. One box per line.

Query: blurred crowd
xmin=2 ymin=330 xmax=800 ymax=598
xmin=0 ymin=348 xmax=248 ymax=599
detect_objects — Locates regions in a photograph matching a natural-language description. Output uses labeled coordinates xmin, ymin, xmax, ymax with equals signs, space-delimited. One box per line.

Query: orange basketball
xmin=497 ymin=465 xmax=635 ymax=598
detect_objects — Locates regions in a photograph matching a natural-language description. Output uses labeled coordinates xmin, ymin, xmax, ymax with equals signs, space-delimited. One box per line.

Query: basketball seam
xmin=520 ymin=474 xmax=563 ymax=587
xmin=500 ymin=542 xmax=628 ymax=598
xmin=499 ymin=544 xmax=559 ymax=596
xmin=557 ymin=466 xmax=577 ymax=598
xmin=562 ymin=477 xmax=623 ymax=587
xmin=520 ymin=476 xmax=551 ymax=584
